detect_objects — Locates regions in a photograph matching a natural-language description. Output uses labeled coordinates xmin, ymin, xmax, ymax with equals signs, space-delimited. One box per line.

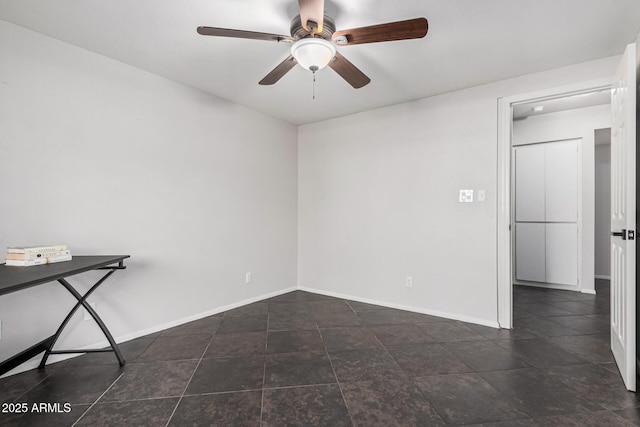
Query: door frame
xmin=497 ymin=78 xmax=612 ymax=328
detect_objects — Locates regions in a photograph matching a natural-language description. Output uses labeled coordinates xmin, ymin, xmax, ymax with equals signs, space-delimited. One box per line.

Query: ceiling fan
xmin=197 ymin=0 xmax=428 ymax=89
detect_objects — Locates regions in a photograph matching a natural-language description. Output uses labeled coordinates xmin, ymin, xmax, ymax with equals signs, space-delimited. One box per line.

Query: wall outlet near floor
xmin=245 ymin=272 xmax=252 ymax=284
xmin=405 ymin=276 xmax=413 ymax=288
xmin=84 ymin=302 xmax=96 ymax=321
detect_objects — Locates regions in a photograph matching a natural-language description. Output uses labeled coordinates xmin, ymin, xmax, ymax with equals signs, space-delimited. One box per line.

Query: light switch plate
xmin=459 ymin=189 xmax=474 ymax=203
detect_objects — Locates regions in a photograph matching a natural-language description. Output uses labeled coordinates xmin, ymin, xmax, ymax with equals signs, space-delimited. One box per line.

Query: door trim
xmin=496 ymin=78 xmax=612 ymax=328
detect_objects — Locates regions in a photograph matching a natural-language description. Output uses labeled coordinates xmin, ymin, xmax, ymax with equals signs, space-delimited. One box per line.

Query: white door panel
xmin=610 ymin=43 xmax=636 ymax=392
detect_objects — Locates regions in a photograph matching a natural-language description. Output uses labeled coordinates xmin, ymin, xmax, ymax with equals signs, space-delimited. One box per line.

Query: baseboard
xmin=115 ymin=285 xmax=297 ymax=344
xmin=595 ymin=275 xmax=611 ymax=280
xmin=297 ymin=286 xmax=500 ymax=329
xmin=581 ymin=289 xmax=597 ymax=295
xmin=1 ymin=285 xmax=297 ymax=378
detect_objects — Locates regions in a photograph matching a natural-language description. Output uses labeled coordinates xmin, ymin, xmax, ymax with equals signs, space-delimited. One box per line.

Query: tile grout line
xmin=9 ymin=373 xmax=52 ymax=403
xmin=70 ymin=369 xmax=128 ymax=427
xmin=316 ymin=323 xmax=356 ymax=427
xmin=164 ymin=333 xmax=215 ymax=427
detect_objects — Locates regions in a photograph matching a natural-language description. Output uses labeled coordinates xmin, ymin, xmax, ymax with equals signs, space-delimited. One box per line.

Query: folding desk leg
xmin=39 ymin=272 xmax=125 ymax=368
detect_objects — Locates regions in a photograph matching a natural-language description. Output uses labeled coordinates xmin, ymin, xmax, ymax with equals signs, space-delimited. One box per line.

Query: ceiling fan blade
xmin=332 ymin=17 xmax=428 ymax=46
xmin=197 ymin=26 xmax=292 ymax=43
xmin=259 ymin=55 xmax=298 ymax=85
xmin=298 ymin=0 xmax=325 ymax=34
xmin=328 ymin=52 xmax=370 ymax=89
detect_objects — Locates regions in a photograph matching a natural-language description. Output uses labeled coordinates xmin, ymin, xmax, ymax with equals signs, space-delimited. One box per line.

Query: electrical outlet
xmin=245 ymin=272 xmax=252 ymax=284
xmin=84 ymin=302 xmax=96 ymax=321
xmin=405 ymin=276 xmax=413 ymax=288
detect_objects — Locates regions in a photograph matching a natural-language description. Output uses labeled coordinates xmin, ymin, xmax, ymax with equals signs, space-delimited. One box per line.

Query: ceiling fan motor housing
xmin=290 ymin=14 xmax=336 ymax=40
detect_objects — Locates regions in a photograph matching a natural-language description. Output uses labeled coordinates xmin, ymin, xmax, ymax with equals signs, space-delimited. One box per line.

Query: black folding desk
xmin=0 ymin=255 xmax=130 ymax=376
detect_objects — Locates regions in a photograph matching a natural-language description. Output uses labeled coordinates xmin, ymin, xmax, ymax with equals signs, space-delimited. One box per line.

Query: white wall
xmin=0 ymin=20 xmax=298 ymax=374
xmin=595 ymin=142 xmax=612 ymax=278
xmin=512 ymin=104 xmax=612 ymax=293
xmin=298 ymin=56 xmax=619 ymax=326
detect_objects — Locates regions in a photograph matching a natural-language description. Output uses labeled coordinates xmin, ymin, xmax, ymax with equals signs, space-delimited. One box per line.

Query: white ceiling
xmin=1 ymin=0 xmax=639 ymax=125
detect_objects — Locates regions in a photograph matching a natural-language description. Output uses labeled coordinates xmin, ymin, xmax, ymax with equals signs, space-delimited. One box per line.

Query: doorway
xmin=497 ymin=42 xmax=638 ymax=391
xmin=497 ymin=78 xmax=612 ymax=329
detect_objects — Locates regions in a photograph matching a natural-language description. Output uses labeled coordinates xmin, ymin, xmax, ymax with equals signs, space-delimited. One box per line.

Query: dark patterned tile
xmin=387 ymin=343 xmax=471 ymax=376
xmin=0 ymin=367 xmax=55 ymax=403
xmin=550 ymin=300 xmax=609 ymax=315
xmin=479 ymin=368 xmax=603 ymax=417
xmin=319 ymin=327 xmax=382 ymax=352
xmin=400 ymin=311 xmax=446 ymax=323
xmin=101 ymin=360 xmax=197 ymax=401
xmin=204 ymin=331 xmax=266 ymax=357
xmin=269 ymin=291 xmax=335 ymax=303
xmin=443 ymin=340 xmax=530 ymax=372
xmin=370 ymin=323 xmax=436 ymax=346
xmin=341 ymin=379 xmax=445 ymax=426
xmin=545 ymin=364 xmax=640 ymax=410
xmin=17 ymin=365 xmax=122 ymax=405
xmin=185 ymin=355 xmax=264 ymax=394
xmin=532 ymin=410 xmax=636 ymax=426
xmin=495 ymin=338 xmax=588 ymax=368
xmin=268 ymin=312 xmax=317 ymax=331
xmin=267 ymin=330 xmax=325 ymax=354
xmin=160 ymin=316 xmax=221 ymax=337
xmin=548 ymin=334 xmax=614 ymax=363
xmin=517 ymin=303 xmax=576 ymax=317
xmin=314 ymin=311 xmax=363 ymax=327
xmin=224 ymin=301 xmax=269 ymax=317
xmin=357 ymin=309 xmax=410 ymax=325
xmin=414 ymin=373 xmax=527 ymax=425
xmin=63 ymin=337 xmax=157 ymax=367
xmin=330 ymin=348 xmax=405 ymax=382
xmin=465 ymin=419 xmax=537 ymax=426
xmin=465 ymin=323 xmax=537 ymax=340
xmin=346 ymin=300 xmax=387 ymax=312
xmin=614 ymin=407 xmax=640 ymax=426
xmin=547 ymin=315 xmax=610 ymax=335
xmin=515 ymin=316 xmax=583 ymax=337
xmin=268 ymin=301 xmax=311 ymax=316
xmin=262 ymin=384 xmax=351 ymax=427
xmin=76 ymin=398 xmax=178 ymax=427
xmin=264 ymin=351 xmax=336 ymax=388
xmin=308 ymin=300 xmax=353 ymax=314
xmin=137 ymin=334 xmax=211 ymax=362
xmin=169 ymin=391 xmax=261 ymax=426
xmin=416 ymin=321 xmax=486 ymax=342
xmin=600 ymin=362 xmax=622 ymax=375
xmin=0 ymin=403 xmax=89 ymax=427
xmin=216 ymin=315 xmax=268 ymax=334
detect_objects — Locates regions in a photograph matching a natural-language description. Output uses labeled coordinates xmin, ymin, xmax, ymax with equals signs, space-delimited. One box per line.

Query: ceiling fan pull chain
xmin=310 ymin=65 xmax=319 ymax=100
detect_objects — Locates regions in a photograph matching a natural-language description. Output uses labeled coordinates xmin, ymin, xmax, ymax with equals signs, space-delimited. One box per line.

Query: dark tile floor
xmin=2 ymin=279 xmax=639 ymax=426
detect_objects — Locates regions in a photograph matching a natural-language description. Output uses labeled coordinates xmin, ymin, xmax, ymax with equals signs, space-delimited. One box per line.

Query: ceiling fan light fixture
xmin=290 ymin=38 xmax=336 ymax=71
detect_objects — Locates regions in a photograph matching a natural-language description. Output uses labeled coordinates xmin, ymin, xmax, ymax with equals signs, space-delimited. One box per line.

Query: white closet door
xmin=545 ymin=223 xmax=578 ymax=286
xmin=515 ymin=223 xmax=546 ymax=282
xmin=515 ymin=144 xmax=545 ymax=222
xmin=545 ymin=140 xmax=578 ymax=222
